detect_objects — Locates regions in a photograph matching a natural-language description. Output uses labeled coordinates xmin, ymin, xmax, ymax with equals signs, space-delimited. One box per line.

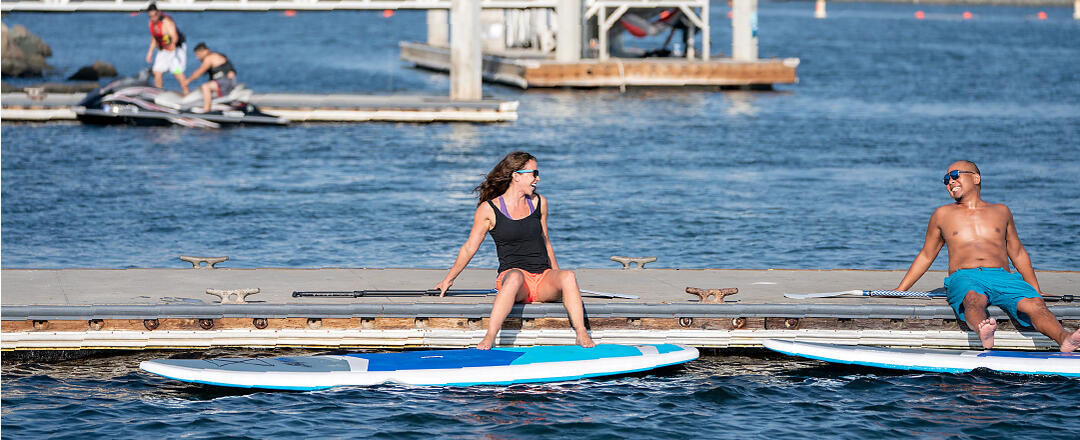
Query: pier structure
xmin=3 ymin=263 xmax=1078 ymax=353
xmin=407 ymin=0 xmax=797 ymax=88
xmin=1 ymin=0 xmax=795 ymax=90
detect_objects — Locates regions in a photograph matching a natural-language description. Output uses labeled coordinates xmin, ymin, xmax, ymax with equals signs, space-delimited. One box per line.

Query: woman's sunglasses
xmin=943 ymin=170 xmax=976 ymax=185
xmin=515 ymin=169 xmax=539 ymax=178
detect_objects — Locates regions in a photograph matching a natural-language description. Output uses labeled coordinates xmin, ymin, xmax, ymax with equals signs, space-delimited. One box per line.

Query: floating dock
xmin=3 ymin=265 xmax=1077 ymax=352
xmin=401 ymin=42 xmax=799 ymax=89
xmin=0 ymin=92 xmax=519 ymax=123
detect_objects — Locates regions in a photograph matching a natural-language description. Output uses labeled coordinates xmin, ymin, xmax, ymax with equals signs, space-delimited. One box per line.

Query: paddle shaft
xmin=292 ymin=289 xmax=495 ymax=298
xmin=785 ymin=290 xmax=1074 ymax=302
xmin=292 ymin=289 xmax=640 ymax=299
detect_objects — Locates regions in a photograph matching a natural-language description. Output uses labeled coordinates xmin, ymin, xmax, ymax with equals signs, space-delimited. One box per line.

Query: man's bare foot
xmin=477 ymin=334 xmax=495 ymax=350
xmin=1060 ymin=328 xmax=1080 ymax=353
xmin=576 ymin=333 xmax=596 ymax=348
xmin=977 ymin=318 xmax=997 ymax=349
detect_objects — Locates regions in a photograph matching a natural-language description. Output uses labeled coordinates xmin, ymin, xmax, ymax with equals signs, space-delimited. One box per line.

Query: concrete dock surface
xmin=2 ymin=268 xmax=1077 ymax=351
xmin=2 ymin=267 xmax=1078 ymax=306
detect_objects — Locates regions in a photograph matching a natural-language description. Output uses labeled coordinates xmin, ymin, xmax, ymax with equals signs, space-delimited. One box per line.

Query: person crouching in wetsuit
xmin=179 ymin=42 xmax=238 ymax=114
xmin=145 ymin=3 xmax=188 ymax=94
xmin=435 ymin=151 xmax=597 ymax=350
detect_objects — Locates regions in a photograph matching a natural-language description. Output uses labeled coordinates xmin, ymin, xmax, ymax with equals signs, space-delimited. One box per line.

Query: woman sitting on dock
xmin=435 ymin=151 xmax=595 ymax=350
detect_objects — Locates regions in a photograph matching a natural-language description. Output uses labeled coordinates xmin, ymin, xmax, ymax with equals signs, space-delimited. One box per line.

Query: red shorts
xmin=495 ymin=268 xmax=552 ymax=303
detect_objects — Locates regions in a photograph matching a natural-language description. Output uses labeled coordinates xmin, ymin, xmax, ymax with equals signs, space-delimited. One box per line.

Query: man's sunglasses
xmin=515 ymin=169 xmax=539 ymax=178
xmin=943 ymin=170 xmax=976 ymax=185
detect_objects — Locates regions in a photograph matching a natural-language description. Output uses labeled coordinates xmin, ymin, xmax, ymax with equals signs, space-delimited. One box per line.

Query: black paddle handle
xmin=292 ymin=289 xmax=494 ymax=298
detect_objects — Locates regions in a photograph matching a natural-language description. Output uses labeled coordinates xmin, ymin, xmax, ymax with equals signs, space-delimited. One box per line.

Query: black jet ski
xmin=74 ymin=71 xmax=288 ymax=128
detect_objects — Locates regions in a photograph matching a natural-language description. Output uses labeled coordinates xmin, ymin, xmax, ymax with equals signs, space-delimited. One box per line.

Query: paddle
xmin=784 ymin=289 xmax=1075 ymax=302
xmin=293 ymin=289 xmax=494 ymax=298
xmin=581 ymin=289 xmax=640 ymax=300
xmin=292 ymin=289 xmax=640 ymax=299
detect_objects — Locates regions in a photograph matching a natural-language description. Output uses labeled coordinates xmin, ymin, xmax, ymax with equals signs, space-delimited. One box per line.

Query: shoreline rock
xmin=2 ymin=22 xmax=53 ymax=77
xmin=68 ymin=61 xmax=118 ymax=81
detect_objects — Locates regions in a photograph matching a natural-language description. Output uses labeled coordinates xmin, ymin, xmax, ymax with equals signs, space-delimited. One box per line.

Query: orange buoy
xmin=383 ymin=9 xmax=394 ymax=18
xmin=727 ymin=10 xmax=734 ymax=19
xmin=915 ymin=10 xmax=925 ymax=20
xmin=129 ymin=11 xmax=139 ymax=17
xmin=1037 ymin=11 xmax=1048 ymax=20
xmin=962 ymin=11 xmax=972 ymax=19
xmin=284 ymin=10 xmax=297 ymax=17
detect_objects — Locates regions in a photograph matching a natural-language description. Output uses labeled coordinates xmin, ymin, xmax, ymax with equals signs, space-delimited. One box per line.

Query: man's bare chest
xmin=940 ymin=209 xmax=1007 ymax=242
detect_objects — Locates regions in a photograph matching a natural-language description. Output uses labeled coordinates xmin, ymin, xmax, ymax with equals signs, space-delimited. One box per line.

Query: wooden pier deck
xmin=0 ymin=92 xmax=519 ymax=123
xmin=400 ymin=42 xmax=799 ymax=89
xmin=3 ymin=266 xmax=1077 ymax=352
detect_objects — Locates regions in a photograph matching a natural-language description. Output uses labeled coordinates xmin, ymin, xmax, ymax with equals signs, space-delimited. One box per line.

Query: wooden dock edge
xmin=399 ymin=41 xmax=799 ymax=89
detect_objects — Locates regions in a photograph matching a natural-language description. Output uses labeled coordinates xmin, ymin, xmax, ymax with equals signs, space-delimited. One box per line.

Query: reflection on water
xmin=722 ymin=91 xmax=759 ymax=117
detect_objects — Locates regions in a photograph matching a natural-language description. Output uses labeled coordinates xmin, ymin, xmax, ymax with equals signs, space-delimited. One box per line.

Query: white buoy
xmin=814 ymin=0 xmax=826 ymax=19
xmin=1074 ymin=0 xmax=1079 ymax=20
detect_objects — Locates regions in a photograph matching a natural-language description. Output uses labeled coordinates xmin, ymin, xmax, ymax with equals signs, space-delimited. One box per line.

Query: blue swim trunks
xmin=944 ymin=267 xmax=1042 ymax=328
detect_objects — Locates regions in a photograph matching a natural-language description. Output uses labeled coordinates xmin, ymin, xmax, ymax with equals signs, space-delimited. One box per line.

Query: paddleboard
xmin=140 ymin=344 xmax=698 ymax=389
xmin=762 ymin=339 xmax=1080 ymax=377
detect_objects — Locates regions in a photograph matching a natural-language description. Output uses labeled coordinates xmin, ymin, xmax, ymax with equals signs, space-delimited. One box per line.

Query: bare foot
xmin=1060 ymin=328 xmax=1080 ymax=353
xmin=576 ymin=333 xmax=596 ymax=348
xmin=977 ymin=318 xmax=997 ymax=349
xmin=477 ymin=334 xmax=495 ymax=350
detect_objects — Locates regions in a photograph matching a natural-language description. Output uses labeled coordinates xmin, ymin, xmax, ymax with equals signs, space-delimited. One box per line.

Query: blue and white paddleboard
xmin=140 ymin=344 xmax=698 ymax=389
xmin=762 ymin=339 xmax=1080 ymax=377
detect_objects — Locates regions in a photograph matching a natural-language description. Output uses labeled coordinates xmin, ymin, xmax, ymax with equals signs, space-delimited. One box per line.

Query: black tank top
xmin=488 ymin=197 xmax=551 ymax=274
xmin=208 ymin=55 xmax=236 ymax=80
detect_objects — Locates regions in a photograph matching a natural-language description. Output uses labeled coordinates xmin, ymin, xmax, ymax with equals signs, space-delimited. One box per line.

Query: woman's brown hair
xmin=474 ymin=151 xmax=536 ymax=204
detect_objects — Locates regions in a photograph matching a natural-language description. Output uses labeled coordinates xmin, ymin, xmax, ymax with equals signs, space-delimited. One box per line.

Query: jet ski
xmin=74 ymin=71 xmax=288 ymax=128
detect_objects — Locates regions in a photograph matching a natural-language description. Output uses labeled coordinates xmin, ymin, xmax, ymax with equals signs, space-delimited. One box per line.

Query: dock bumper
xmin=4 ymin=303 xmax=1077 ymax=351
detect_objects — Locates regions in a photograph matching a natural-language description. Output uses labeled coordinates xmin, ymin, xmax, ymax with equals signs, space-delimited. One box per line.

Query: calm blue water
xmin=2 ymin=2 xmax=1079 ymax=438
xmin=3 ymin=349 xmax=1079 ymax=439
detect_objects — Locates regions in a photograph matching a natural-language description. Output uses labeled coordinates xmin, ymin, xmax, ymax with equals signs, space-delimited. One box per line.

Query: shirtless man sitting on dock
xmin=895 ymin=160 xmax=1080 ymax=352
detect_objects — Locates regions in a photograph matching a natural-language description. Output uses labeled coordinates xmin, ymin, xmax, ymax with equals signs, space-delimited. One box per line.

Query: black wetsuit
xmin=488 ymin=197 xmax=551 ymax=274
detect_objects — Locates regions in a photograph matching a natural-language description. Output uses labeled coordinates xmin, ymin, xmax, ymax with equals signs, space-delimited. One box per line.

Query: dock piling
xmin=427 ymin=9 xmax=450 ymax=46
xmin=556 ymin=0 xmax=582 ymax=62
xmin=732 ymin=0 xmax=758 ymax=61
xmin=450 ymin=0 xmax=483 ymax=100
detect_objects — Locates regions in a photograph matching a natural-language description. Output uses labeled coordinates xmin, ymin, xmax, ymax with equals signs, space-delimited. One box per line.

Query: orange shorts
xmin=495 ymin=268 xmax=552 ymax=303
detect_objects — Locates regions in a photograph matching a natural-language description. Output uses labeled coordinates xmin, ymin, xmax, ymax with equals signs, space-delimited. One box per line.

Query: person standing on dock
xmin=435 ymin=151 xmax=596 ymax=350
xmin=180 ymin=43 xmax=238 ymax=113
xmin=895 ymin=160 xmax=1080 ymax=352
xmin=145 ymin=3 xmax=188 ymax=94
